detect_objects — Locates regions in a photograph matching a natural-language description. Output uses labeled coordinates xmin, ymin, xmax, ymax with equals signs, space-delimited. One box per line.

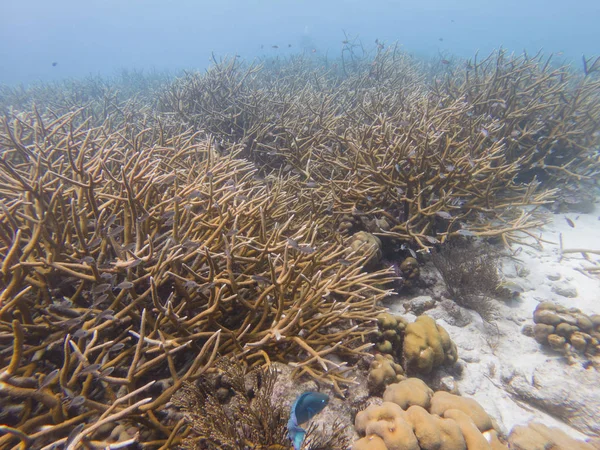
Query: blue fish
xmin=287 ymin=392 xmax=329 ymax=450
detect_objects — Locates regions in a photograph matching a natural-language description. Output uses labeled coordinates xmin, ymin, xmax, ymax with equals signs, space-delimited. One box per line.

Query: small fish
xmin=73 ymin=329 xmax=88 ymax=339
xmin=251 ymin=275 xmax=271 ymax=284
xmin=80 ymin=364 xmax=101 ymax=375
xmin=88 ymin=237 xmax=102 ymax=247
xmin=70 ymin=396 xmax=86 ymax=408
xmin=96 ymin=310 xmax=115 ymax=321
xmin=52 ymin=62 xmax=58 ymax=67
xmin=91 ymin=283 xmax=112 ymax=294
xmin=441 ymin=59 xmax=450 ymax=65
xmin=565 ymin=217 xmax=575 ymax=228
xmin=100 ymin=366 xmax=115 ymax=377
xmin=424 ymin=235 xmax=440 ymax=244
xmin=39 ymin=369 xmax=60 ymax=390
xmin=184 ymin=280 xmax=199 ymax=290
xmin=65 ymin=423 xmax=85 ymax=448
xmin=456 ymin=229 xmax=476 ymax=237
xmin=110 ymin=343 xmax=125 ymax=352
xmin=107 ymin=225 xmax=125 ymax=237
xmin=116 ymin=281 xmax=134 ymax=290
xmin=435 ymin=211 xmax=452 ymax=220
xmin=92 ymin=294 xmax=109 ymax=307
xmin=272 ymin=45 xmax=279 ymax=49
xmin=311 ymin=48 xmax=316 ymax=53
xmin=288 ymin=392 xmax=329 ymax=450
xmin=288 ymin=44 xmax=292 ymax=48
xmin=80 ymin=256 xmax=95 ymax=264
xmin=439 ymin=37 xmax=444 ymax=42
xmin=105 ymin=215 xmax=117 ymax=228
xmin=297 ymin=244 xmax=316 ymax=254
xmin=122 ymin=243 xmax=136 ymax=252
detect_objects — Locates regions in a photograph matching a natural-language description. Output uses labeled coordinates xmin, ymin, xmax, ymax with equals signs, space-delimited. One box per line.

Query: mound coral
xmin=374 ymin=312 xmax=407 ymax=358
xmin=508 ymin=422 xmax=595 ymax=450
xmin=353 ymin=384 xmax=504 ymax=450
xmin=383 ymin=378 xmax=433 ymax=411
xmin=532 ymin=302 xmax=600 ymax=356
xmin=402 ymin=315 xmax=458 ymax=374
xmin=368 ymin=354 xmax=406 ymax=395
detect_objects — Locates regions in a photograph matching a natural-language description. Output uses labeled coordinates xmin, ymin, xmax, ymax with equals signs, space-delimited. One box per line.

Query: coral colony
xmin=0 ymin=47 xmax=599 ymax=448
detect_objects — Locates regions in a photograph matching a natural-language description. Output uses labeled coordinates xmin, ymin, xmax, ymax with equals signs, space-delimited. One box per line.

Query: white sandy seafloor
xmin=386 ymin=206 xmax=600 ymax=442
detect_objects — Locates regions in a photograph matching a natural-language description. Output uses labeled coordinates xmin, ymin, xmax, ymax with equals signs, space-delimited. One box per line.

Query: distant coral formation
xmin=531 ymin=302 xmax=600 ymax=357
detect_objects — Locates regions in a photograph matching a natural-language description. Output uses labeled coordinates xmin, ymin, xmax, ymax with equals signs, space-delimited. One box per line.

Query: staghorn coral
xmin=0 ymin=109 xmax=394 ymax=448
xmin=402 ymin=315 xmax=458 ymax=375
xmin=158 ymin=49 xmax=600 ymax=252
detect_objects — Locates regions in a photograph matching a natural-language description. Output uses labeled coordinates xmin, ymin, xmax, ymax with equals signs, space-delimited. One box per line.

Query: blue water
xmin=1 ymin=0 xmax=599 ymax=85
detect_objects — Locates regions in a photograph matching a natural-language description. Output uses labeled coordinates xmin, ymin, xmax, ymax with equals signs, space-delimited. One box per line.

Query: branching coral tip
xmin=287 ymin=391 xmax=329 ymax=450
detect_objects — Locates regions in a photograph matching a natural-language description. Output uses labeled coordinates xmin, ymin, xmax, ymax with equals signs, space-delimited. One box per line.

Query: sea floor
xmin=385 ymin=206 xmax=600 ymax=440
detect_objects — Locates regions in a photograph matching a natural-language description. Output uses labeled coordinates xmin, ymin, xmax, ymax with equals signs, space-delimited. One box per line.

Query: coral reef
xmin=531 ymin=302 xmax=600 ymax=357
xmin=0 ymin=45 xmax=599 ymax=447
xmin=402 ymin=315 xmax=458 ymax=374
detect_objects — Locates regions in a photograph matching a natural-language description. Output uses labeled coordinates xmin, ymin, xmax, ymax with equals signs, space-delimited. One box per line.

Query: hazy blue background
xmin=1 ymin=0 xmax=599 ymax=85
